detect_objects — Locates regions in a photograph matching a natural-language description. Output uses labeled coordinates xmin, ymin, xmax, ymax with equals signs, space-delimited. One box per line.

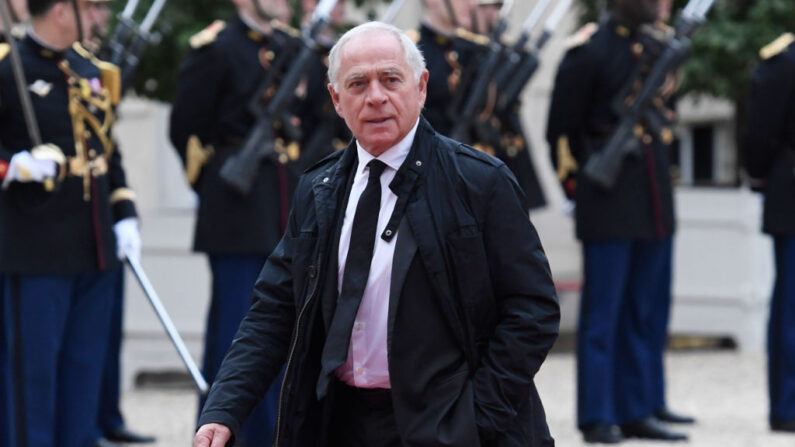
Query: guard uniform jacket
xmin=197 ymin=118 xmax=560 ymax=446
xmin=170 ymin=17 xmax=328 ymax=255
xmin=0 ymin=36 xmax=136 ymax=274
xmin=744 ymin=34 xmax=795 ymax=235
xmin=417 ymin=24 xmax=546 ymax=209
xmin=547 ymin=16 xmax=676 ymax=241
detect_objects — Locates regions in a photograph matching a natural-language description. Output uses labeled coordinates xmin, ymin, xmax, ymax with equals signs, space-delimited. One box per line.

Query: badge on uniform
xmin=28 ymin=79 xmax=53 ymax=97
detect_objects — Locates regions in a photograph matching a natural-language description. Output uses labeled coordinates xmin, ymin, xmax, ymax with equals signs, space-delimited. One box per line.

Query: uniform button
xmin=415 ymin=161 xmax=422 ymax=167
xmin=356 ymin=367 xmax=364 ymax=375
xmin=354 ymin=323 xmax=363 ymax=331
xmin=384 ymin=229 xmax=392 ymax=237
xmin=323 ymin=177 xmax=330 ymax=183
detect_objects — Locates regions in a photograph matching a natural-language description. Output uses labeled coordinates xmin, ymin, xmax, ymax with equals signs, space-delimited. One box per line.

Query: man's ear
xmin=328 ymin=83 xmax=344 ymax=117
xmin=417 ymin=69 xmax=429 ymax=106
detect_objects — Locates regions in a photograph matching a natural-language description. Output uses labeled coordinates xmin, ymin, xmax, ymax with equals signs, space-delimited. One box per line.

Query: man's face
xmin=257 ymin=0 xmax=291 ymax=22
xmin=9 ymin=0 xmax=29 ymax=22
xmin=618 ymin=0 xmax=671 ymax=24
xmin=329 ymin=31 xmax=428 ymax=156
xmin=424 ymin=0 xmax=474 ymax=32
xmin=476 ymin=4 xmax=501 ymax=32
xmin=78 ymin=1 xmax=111 ymax=43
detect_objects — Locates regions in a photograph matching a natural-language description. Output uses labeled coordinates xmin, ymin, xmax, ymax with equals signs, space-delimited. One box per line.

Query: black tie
xmin=317 ymin=159 xmax=387 ymax=398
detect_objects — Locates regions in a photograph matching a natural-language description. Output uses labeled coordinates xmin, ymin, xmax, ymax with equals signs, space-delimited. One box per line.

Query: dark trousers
xmin=769 ymin=236 xmax=795 ymax=423
xmin=327 ymin=382 xmax=401 ymax=447
xmin=4 ymin=271 xmax=115 ymax=447
xmin=577 ymin=238 xmax=673 ymax=427
xmin=200 ymin=254 xmax=282 ymax=446
xmin=0 ymin=274 xmax=7 ymax=447
xmin=98 ymin=268 xmax=126 ymax=434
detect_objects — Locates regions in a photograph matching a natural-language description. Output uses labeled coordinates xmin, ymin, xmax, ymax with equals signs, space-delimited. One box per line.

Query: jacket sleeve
xmin=107 ymin=140 xmax=138 ymax=222
xmin=743 ymin=54 xmax=795 ymax=181
xmin=196 ymin=199 xmax=299 ymax=437
xmin=472 ymin=164 xmax=560 ymax=434
xmin=546 ymin=46 xmax=595 ymax=199
xmin=169 ymin=44 xmax=225 ymax=167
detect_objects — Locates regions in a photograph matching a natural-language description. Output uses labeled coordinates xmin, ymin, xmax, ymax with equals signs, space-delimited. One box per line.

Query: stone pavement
xmin=120 ymin=350 xmax=795 ymax=446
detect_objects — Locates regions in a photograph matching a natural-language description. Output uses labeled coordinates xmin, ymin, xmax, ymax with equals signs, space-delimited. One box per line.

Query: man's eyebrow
xmin=380 ymin=68 xmax=404 ymax=77
xmin=344 ymin=73 xmax=366 ymax=84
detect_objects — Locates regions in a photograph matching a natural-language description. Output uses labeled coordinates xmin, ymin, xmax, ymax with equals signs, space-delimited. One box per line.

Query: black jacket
xmin=170 ymin=18 xmax=330 ymax=255
xmin=547 ymin=17 xmax=676 ymax=241
xmin=198 ymin=118 xmax=560 ymax=446
xmin=0 ymin=37 xmax=136 ymax=274
xmin=744 ymin=35 xmax=795 ymax=235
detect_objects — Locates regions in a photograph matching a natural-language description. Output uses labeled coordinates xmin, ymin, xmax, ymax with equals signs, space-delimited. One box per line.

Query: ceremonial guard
xmin=744 ymin=32 xmax=795 ymax=434
xmin=170 ymin=0 xmax=324 ymax=444
xmin=547 ymin=0 xmax=692 ymax=442
xmin=74 ymin=0 xmax=155 ymax=443
xmin=416 ymin=0 xmax=545 ymax=209
xmin=0 ymin=0 xmax=140 ymax=445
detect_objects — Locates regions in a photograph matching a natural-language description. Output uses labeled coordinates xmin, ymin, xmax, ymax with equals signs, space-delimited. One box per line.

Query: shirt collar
xmin=355 ymin=118 xmax=419 ymax=175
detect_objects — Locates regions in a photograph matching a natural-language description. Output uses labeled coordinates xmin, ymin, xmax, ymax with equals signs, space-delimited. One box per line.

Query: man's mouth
xmin=366 ymin=117 xmax=391 ymax=124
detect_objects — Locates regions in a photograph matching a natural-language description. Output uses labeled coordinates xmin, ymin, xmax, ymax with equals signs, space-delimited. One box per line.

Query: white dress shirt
xmin=335 ymin=119 xmax=420 ymax=389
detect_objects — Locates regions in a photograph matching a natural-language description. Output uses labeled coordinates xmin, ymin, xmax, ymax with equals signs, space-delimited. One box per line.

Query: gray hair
xmin=327 ymin=21 xmax=426 ymax=90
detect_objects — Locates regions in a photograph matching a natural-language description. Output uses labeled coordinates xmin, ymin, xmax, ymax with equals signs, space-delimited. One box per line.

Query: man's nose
xmin=365 ymin=81 xmax=388 ymax=105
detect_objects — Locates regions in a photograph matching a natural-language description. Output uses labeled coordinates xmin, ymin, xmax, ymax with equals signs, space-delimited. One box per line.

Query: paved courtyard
xmin=121 ymin=349 xmax=794 ymax=446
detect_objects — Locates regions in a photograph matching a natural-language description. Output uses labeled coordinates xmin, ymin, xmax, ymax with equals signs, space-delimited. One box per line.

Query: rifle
xmin=582 ymin=0 xmax=717 ymax=190
xmin=219 ymin=0 xmax=338 ymax=196
xmin=100 ymin=0 xmax=168 ymax=93
xmin=495 ymin=0 xmax=573 ymax=113
xmin=126 ymin=254 xmax=209 ymax=395
xmin=448 ymin=0 xmax=514 ymax=143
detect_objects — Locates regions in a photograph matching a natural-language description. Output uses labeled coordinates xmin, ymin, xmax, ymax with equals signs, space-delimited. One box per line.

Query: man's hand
xmin=2 ymin=149 xmax=57 ymax=189
xmin=113 ymin=217 xmax=141 ymax=261
xmin=193 ymin=423 xmax=232 ymax=447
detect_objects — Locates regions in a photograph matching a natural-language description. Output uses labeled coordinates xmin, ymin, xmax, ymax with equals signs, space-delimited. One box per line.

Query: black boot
xmin=655 ymin=407 xmax=696 ymax=424
xmin=582 ymin=424 xmax=624 ymax=444
xmin=105 ymin=426 xmax=157 ymax=444
xmin=621 ymin=417 xmax=688 ymax=441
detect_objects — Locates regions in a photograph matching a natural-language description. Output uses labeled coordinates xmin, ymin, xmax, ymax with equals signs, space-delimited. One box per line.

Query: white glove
xmin=2 ymin=150 xmax=57 ymax=189
xmin=114 ymin=217 xmax=141 ymax=261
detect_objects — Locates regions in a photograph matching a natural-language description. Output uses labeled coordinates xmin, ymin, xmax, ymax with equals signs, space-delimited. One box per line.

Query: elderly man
xmin=194 ymin=21 xmax=559 ymax=447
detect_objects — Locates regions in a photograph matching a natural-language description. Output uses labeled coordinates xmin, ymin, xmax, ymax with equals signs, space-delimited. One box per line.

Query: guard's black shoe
xmin=582 ymin=424 xmax=624 ymax=444
xmin=93 ymin=437 xmax=124 ymax=447
xmin=621 ymin=417 xmax=688 ymax=441
xmin=655 ymin=407 xmax=696 ymax=424
xmin=105 ymin=426 xmax=157 ymax=443
xmin=771 ymin=419 xmax=795 ymax=432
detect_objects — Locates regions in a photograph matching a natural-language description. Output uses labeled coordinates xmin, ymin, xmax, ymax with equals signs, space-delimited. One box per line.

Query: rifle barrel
xmin=120 ymin=0 xmax=140 ymax=20
xmin=139 ymin=0 xmax=167 ymax=34
xmin=543 ymin=0 xmax=573 ymax=33
xmin=521 ymin=0 xmax=554 ymax=35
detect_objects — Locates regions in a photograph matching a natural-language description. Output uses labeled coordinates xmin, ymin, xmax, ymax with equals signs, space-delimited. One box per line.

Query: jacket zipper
xmin=273 ymin=252 xmax=323 ymax=447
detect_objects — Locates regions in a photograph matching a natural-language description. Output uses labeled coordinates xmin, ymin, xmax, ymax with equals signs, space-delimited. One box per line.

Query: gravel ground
xmin=121 ymin=350 xmax=795 ymax=446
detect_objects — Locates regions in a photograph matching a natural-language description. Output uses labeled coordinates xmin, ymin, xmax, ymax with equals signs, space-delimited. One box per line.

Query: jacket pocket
xmin=445 ymin=226 xmax=496 ymax=349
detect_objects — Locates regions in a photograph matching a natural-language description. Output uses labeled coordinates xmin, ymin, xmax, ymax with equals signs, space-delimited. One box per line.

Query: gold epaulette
xmin=454 ymin=28 xmax=489 ymax=46
xmin=190 ymin=20 xmax=226 ymax=49
xmin=405 ymin=29 xmax=420 ymax=44
xmin=0 ymin=43 xmax=9 ymax=62
xmin=565 ymin=22 xmax=598 ymax=50
xmin=271 ymin=19 xmax=301 ymax=38
xmin=71 ymin=42 xmax=121 ymax=105
xmin=760 ymin=33 xmax=795 ymax=60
